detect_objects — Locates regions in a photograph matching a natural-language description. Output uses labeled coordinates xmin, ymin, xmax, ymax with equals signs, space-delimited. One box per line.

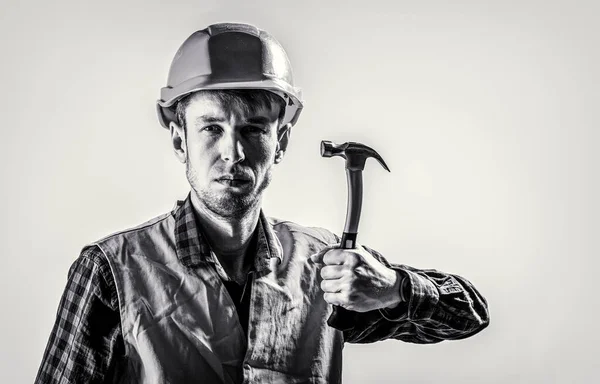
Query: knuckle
xmin=323 ymin=251 xmax=334 ymax=265
xmin=346 ymin=253 xmax=359 ymax=266
xmin=324 ymin=293 xmax=336 ymax=305
xmin=338 ymin=290 xmax=350 ymax=303
xmin=320 ymin=280 xmax=328 ymax=291
xmin=319 ymin=266 xmax=328 ymax=279
xmin=346 ymin=273 xmax=357 ymax=285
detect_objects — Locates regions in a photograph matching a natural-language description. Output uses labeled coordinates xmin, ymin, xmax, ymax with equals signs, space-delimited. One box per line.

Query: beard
xmin=186 ymin=160 xmax=273 ymax=219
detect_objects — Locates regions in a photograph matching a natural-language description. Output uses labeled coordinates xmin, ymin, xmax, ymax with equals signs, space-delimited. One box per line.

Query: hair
xmin=175 ymin=89 xmax=287 ymax=131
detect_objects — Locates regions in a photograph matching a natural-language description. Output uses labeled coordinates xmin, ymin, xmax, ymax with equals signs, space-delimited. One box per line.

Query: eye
xmin=202 ymin=125 xmax=222 ymax=133
xmin=243 ymin=125 xmax=266 ymax=135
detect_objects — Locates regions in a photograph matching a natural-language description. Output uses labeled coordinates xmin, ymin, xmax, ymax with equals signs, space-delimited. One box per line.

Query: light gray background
xmin=1 ymin=0 xmax=598 ymax=383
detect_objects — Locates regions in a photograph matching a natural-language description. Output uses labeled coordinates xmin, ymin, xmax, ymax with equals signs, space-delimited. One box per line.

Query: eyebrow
xmin=244 ymin=116 xmax=271 ymax=125
xmin=195 ymin=115 xmax=227 ymax=124
xmin=194 ymin=115 xmax=274 ymax=125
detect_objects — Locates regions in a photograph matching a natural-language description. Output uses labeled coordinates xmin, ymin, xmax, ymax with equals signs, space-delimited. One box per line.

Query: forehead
xmin=184 ymin=92 xmax=280 ymax=123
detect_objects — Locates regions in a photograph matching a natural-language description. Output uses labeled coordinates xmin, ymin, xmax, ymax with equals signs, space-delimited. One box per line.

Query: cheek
xmin=258 ymin=145 xmax=278 ymax=168
xmin=185 ymin=142 xmax=217 ymax=174
xmin=247 ymin=136 xmax=277 ymax=162
xmin=260 ymin=141 xmax=277 ymax=158
xmin=185 ymin=135 xmax=218 ymax=159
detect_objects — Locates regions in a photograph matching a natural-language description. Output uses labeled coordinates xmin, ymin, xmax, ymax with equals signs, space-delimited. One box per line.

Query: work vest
xmin=92 ymin=203 xmax=345 ymax=384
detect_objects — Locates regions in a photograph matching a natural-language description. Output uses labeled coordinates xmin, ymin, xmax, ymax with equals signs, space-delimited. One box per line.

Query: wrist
xmin=399 ymin=273 xmax=409 ymax=302
xmin=386 ymin=270 xmax=404 ymax=309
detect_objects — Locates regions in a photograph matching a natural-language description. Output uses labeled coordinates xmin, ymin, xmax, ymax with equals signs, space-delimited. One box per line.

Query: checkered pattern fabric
xmin=35 ymin=195 xmax=489 ymax=382
xmin=35 ymin=246 xmax=123 ymax=383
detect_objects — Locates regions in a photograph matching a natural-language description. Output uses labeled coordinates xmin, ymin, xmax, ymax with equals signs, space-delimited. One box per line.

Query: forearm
xmin=379 ymin=265 xmax=489 ymax=342
xmin=342 ymin=248 xmax=489 ymax=344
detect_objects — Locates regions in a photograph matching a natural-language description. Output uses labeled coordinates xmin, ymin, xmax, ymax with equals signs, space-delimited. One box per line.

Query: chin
xmin=201 ymin=191 xmax=260 ymax=218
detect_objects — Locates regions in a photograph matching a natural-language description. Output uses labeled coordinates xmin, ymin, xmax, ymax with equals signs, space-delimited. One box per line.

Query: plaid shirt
xmin=35 ymin=196 xmax=489 ymax=383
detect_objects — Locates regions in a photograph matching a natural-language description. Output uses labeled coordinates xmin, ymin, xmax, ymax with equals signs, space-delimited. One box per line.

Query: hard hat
xmin=157 ymin=23 xmax=303 ymax=129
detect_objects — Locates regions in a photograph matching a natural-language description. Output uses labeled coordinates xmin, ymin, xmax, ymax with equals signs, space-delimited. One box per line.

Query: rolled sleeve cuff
xmin=379 ymin=266 xmax=440 ymax=322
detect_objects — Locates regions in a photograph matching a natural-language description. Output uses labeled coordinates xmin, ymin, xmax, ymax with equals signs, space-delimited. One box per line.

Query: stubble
xmin=186 ymin=158 xmax=273 ymax=219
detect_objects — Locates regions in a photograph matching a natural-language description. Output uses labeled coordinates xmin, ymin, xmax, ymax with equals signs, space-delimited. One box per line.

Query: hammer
xmin=320 ymin=140 xmax=390 ymax=330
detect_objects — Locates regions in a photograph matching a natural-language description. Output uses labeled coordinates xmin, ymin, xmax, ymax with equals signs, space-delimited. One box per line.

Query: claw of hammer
xmin=321 ymin=141 xmax=391 ymax=172
xmin=321 ymin=140 xmax=390 ymax=245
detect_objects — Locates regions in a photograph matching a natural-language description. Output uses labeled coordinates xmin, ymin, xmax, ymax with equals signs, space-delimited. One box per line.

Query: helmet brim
xmin=156 ymin=76 xmax=303 ymax=129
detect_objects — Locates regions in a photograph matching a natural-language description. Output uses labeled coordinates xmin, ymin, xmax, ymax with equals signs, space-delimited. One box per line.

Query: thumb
xmin=309 ymin=244 xmax=340 ymax=264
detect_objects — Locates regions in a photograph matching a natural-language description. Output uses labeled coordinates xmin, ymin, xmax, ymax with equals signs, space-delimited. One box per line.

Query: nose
xmin=219 ymin=132 xmax=245 ymax=164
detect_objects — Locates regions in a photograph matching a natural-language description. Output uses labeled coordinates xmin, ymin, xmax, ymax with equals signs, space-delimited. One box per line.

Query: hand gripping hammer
xmin=320 ymin=140 xmax=390 ymax=330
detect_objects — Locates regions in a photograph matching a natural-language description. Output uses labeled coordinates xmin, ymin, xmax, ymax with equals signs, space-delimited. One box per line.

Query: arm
xmin=312 ymin=244 xmax=489 ymax=344
xmin=35 ymin=246 xmax=125 ymax=383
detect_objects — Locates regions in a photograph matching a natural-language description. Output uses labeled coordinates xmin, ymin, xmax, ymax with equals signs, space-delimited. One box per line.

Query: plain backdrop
xmin=1 ymin=0 xmax=598 ymax=383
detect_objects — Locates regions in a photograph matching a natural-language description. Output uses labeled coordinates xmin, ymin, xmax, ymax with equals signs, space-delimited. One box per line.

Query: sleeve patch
xmin=439 ymin=279 xmax=464 ymax=295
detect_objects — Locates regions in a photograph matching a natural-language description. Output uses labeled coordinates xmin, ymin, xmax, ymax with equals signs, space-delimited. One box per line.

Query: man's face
xmin=171 ymin=92 xmax=289 ymax=218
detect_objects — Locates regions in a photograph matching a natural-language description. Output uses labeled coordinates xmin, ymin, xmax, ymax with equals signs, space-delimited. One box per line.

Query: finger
xmin=320 ymin=265 xmax=346 ymax=280
xmin=322 ymin=249 xmax=346 ymax=265
xmin=323 ymin=292 xmax=346 ymax=307
xmin=309 ymin=244 xmax=340 ymax=264
xmin=320 ymin=278 xmax=342 ymax=293
xmin=323 ymin=249 xmax=360 ymax=266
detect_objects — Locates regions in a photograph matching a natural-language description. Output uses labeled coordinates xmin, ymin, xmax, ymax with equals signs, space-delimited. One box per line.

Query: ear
xmin=170 ymin=121 xmax=187 ymax=164
xmin=274 ymin=123 xmax=292 ymax=164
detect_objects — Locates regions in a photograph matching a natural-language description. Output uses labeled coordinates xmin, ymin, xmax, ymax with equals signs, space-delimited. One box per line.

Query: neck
xmin=189 ymin=192 xmax=261 ymax=273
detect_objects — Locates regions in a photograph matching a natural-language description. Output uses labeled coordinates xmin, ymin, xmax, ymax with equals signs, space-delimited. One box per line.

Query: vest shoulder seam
xmin=91 ymin=210 xmax=175 ymax=245
xmin=268 ymin=218 xmax=338 ymax=245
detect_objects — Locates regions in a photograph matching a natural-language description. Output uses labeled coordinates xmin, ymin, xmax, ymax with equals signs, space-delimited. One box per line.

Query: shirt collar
xmin=174 ymin=193 xmax=283 ymax=272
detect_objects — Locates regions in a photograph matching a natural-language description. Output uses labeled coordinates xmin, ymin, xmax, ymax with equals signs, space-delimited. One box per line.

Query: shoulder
xmin=68 ymin=245 xmax=119 ymax=309
xmin=75 ymin=206 xmax=179 ymax=299
xmin=90 ymin=208 xmax=176 ymax=246
xmin=266 ymin=217 xmax=339 ymax=245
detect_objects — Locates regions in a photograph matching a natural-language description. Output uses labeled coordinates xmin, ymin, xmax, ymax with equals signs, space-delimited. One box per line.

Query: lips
xmin=217 ymin=175 xmax=251 ymax=182
xmin=216 ymin=174 xmax=252 ymax=187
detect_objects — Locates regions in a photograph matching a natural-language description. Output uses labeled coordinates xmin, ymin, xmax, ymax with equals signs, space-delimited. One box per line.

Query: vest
xmin=92 ymin=204 xmax=345 ymax=384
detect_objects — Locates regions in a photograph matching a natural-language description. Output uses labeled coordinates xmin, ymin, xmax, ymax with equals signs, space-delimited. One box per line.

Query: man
xmin=36 ymin=23 xmax=489 ymax=384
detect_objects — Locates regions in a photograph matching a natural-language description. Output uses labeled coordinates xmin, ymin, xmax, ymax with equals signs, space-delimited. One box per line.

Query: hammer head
xmin=321 ymin=141 xmax=390 ymax=172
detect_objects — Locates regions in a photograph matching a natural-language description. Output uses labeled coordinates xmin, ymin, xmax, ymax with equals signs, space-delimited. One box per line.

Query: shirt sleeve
xmin=35 ymin=246 xmax=125 ymax=383
xmin=340 ymin=245 xmax=490 ymax=344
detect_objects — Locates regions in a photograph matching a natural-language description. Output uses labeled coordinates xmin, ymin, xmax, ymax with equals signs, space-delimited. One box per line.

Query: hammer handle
xmin=326 ymin=232 xmax=359 ymax=331
xmin=340 ymin=232 xmax=357 ymax=249
xmin=327 ymin=170 xmax=364 ymax=331
xmin=342 ymin=171 xmax=363 ymax=234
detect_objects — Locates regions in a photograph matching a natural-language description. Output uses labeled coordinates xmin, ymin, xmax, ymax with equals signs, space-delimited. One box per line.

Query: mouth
xmin=216 ymin=175 xmax=252 ymax=187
